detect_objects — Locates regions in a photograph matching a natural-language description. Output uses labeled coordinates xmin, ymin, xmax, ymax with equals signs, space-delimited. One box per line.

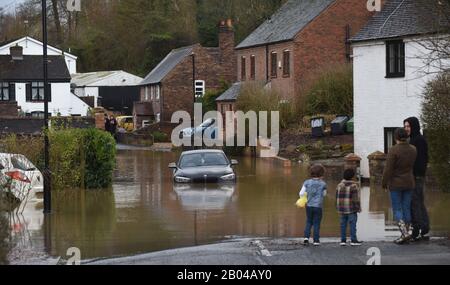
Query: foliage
xmin=0 ymin=128 xmax=116 ymax=190
xmin=201 ymin=81 xmax=231 ymax=113
xmin=421 ymin=71 xmax=450 ymax=192
xmin=302 ymin=64 xmax=353 ymax=116
xmin=82 ymin=129 xmax=117 ymax=189
xmin=0 ymin=0 xmax=286 ymax=77
xmin=236 ymin=82 xmax=296 ymax=130
xmin=152 ymin=131 xmax=169 ymax=143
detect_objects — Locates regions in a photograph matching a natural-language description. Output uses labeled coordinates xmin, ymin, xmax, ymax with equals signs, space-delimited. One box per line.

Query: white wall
xmin=353 ymin=37 xmax=446 ymax=178
xmin=0 ymin=37 xmax=77 ymax=74
xmin=90 ymin=72 xmax=143 ymax=86
xmin=15 ymin=83 xmax=90 ymax=116
xmin=75 ymin=86 xmax=99 ymax=107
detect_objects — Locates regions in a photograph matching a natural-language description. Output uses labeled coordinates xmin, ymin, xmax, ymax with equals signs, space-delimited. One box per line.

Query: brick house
xmin=217 ymin=0 xmax=379 ymax=110
xmin=135 ymin=20 xmax=236 ymax=130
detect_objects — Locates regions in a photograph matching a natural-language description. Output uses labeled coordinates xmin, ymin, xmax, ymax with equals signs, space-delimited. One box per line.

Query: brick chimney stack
xmin=218 ymin=19 xmax=236 ymax=82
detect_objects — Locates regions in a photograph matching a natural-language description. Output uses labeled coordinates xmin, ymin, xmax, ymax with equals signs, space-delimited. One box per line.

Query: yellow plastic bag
xmin=296 ymin=194 xmax=308 ymax=208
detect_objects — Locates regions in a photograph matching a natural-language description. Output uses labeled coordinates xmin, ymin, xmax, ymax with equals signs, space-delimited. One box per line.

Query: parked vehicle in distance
xmin=0 ymin=153 xmax=43 ymax=204
xmin=179 ymin=118 xmax=218 ymax=140
xmin=169 ymin=150 xmax=238 ymax=184
xmin=117 ymin=116 xmax=134 ymax=132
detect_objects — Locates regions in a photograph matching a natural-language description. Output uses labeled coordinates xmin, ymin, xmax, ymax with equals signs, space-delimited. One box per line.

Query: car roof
xmin=181 ymin=149 xmax=225 ymax=156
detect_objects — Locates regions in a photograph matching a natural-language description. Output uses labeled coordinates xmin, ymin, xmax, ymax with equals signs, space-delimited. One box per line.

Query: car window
xmin=11 ymin=156 xmax=31 ymax=171
xmin=179 ymin=153 xmax=228 ymax=168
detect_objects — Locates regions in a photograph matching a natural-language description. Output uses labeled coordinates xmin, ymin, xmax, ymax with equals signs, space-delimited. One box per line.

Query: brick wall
xmin=0 ymin=102 xmax=18 ymax=117
xmin=235 ymin=0 xmax=376 ymax=100
xmin=293 ymin=0 xmax=376 ymax=95
xmin=161 ymin=44 xmax=227 ymax=123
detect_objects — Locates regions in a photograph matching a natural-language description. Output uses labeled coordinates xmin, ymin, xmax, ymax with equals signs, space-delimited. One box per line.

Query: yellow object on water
xmin=296 ymin=194 xmax=308 ymax=208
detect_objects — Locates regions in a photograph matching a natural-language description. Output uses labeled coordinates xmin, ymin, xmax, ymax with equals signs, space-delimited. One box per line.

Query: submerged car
xmin=179 ymin=118 xmax=218 ymax=140
xmin=169 ymin=150 xmax=238 ymax=184
xmin=0 ymin=153 xmax=43 ymax=204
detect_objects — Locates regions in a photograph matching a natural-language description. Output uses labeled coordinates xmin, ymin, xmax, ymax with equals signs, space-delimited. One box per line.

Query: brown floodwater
xmin=6 ymin=149 xmax=450 ymax=261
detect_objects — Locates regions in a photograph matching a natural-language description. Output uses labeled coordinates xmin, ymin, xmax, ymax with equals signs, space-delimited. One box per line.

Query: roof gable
xmin=351 ymin=0 xmax=450 ymax=42
xmin=0 ymin=36 xmax=78 ymax=59
xmin=236 ymin=0 xmax=336 ymax=49
xmin=140 ymin=45 xmax=195 ymax=85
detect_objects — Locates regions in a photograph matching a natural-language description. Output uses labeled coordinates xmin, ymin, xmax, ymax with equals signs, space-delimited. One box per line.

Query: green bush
xmin=82 ymin=129 xmax=117 ymax=189
xmin=236 ymin=82 xmax=296 ymax=130
xmin=0 ymin=128 xmax=116 ymax=190
xmin=302 ymin=64 xmax=353 ymax=116
xmin=200 ymin=80 xmax=231 ymax=113
xmin=422 ymin=72 xmax=450 ymax=192
xmin=152 ymin=131 xmax=169 ymax=143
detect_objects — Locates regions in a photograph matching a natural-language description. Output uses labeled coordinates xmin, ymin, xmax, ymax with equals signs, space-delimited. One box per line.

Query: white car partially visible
xmin=0 ymin=153 xmax=43 ymax=204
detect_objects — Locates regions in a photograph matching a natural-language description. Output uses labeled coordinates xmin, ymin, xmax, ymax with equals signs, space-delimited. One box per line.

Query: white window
xmin=156 ymin=86 xmax=160 ymax=100
xmin=144 ymin=86 xmax=149 ymax=101
xmin=195 ymin=80 xmax=205 ymax=99
xmin=156 ymin=113 xmax=161 ymax=123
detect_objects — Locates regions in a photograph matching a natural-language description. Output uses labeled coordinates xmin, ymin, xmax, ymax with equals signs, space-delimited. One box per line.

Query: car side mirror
xmin=231 ymin=160 xmax=239 ymax=166
xmin=168 ymin=163 xmax=177 ymax=169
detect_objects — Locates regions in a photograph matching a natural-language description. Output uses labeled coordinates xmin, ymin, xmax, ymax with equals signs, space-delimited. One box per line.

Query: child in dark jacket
xmin=336 ymin=169 xmax=362 ymax=246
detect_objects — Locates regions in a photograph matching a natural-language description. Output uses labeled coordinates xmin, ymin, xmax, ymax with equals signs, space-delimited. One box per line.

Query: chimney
xmin=10 ymin=45 xmax=23 ymax=61
xmin=218 ymin=19 xmax=236 ymax=82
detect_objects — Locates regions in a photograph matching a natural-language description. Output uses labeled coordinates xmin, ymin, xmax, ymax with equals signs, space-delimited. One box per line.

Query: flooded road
xmin=6 ymin=149 xmax=450 ymax=262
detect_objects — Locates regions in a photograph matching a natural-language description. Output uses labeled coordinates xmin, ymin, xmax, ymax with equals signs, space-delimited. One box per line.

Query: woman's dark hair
xmin=395 ymin=128 xmax=409 ymax=142
xmin=310 ymin=164 xmax=325 ymax=178
xmin=344 ymin=168 xmax=356 ymax=180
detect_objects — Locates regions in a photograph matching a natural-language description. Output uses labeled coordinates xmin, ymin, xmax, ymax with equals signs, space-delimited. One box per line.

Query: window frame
xmin=241 ymin=56 xmax=246 ymax=81
xmin=386 ymin=40 xmax=405 ymax=78
xmin=283 ymin=50 xmax=291 ymax=77
xmin=250 ymin=55 xmax=256 ymax=80
xmin=0 ymin=82 xmax=10 ymax=101
xmin=384 ymin=127 xmax=399 ymax=154
xmin=270 ymin=52 xmax=278 ymax=78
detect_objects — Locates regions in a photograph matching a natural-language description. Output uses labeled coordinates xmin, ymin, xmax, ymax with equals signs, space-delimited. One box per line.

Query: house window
xmin=156 ymin=86 xmax=160 ymax=100
xmin=271 ymin=52 xmax=278 ymax=78
xmin=250 ymin=55 xmax=256 ymax=80
xmin=386 ymin=41 xmax=405 ymax=78
xmin=26 ymin=82 xmax=51 ymax=102
xmin=150 ymin=86 xmax=155 ymax=100
xmin=241 ymin=56 xmax=246 ymax=81
xmin=384 ymin=127 xmax=399 ymax=154
xmin=144 ymin=86 xmax=149 ymax=101
xmin=283 ymin=50 xmax=290 ymax=77
xmin=0 ymin=82 xmax=10 ymax=101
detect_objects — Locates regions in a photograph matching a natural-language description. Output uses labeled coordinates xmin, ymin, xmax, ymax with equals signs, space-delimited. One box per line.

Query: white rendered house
xmin=0 ymin=36 xmax=78 ymax=74
xmin=0 ymin=46 xmax=89 ymax=117
xmin=351 ymin=0 xmax=449 ymax=178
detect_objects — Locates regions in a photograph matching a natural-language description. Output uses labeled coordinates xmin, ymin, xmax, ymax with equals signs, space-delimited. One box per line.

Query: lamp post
xmin=42 ymin=0 xmax=51 ymax=214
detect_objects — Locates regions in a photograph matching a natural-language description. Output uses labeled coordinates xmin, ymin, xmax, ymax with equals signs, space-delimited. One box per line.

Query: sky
xmin=0 ymin=0 xmax=25 ymax=14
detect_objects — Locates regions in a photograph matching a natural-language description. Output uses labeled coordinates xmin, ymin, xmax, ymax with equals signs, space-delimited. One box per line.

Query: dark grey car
xmin=169 ymin=150 xmax=238 ymax=184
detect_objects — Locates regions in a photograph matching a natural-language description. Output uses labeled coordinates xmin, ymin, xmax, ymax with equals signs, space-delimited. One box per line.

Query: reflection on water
xmin=8 ymin=150 xmax=450 ymax=261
